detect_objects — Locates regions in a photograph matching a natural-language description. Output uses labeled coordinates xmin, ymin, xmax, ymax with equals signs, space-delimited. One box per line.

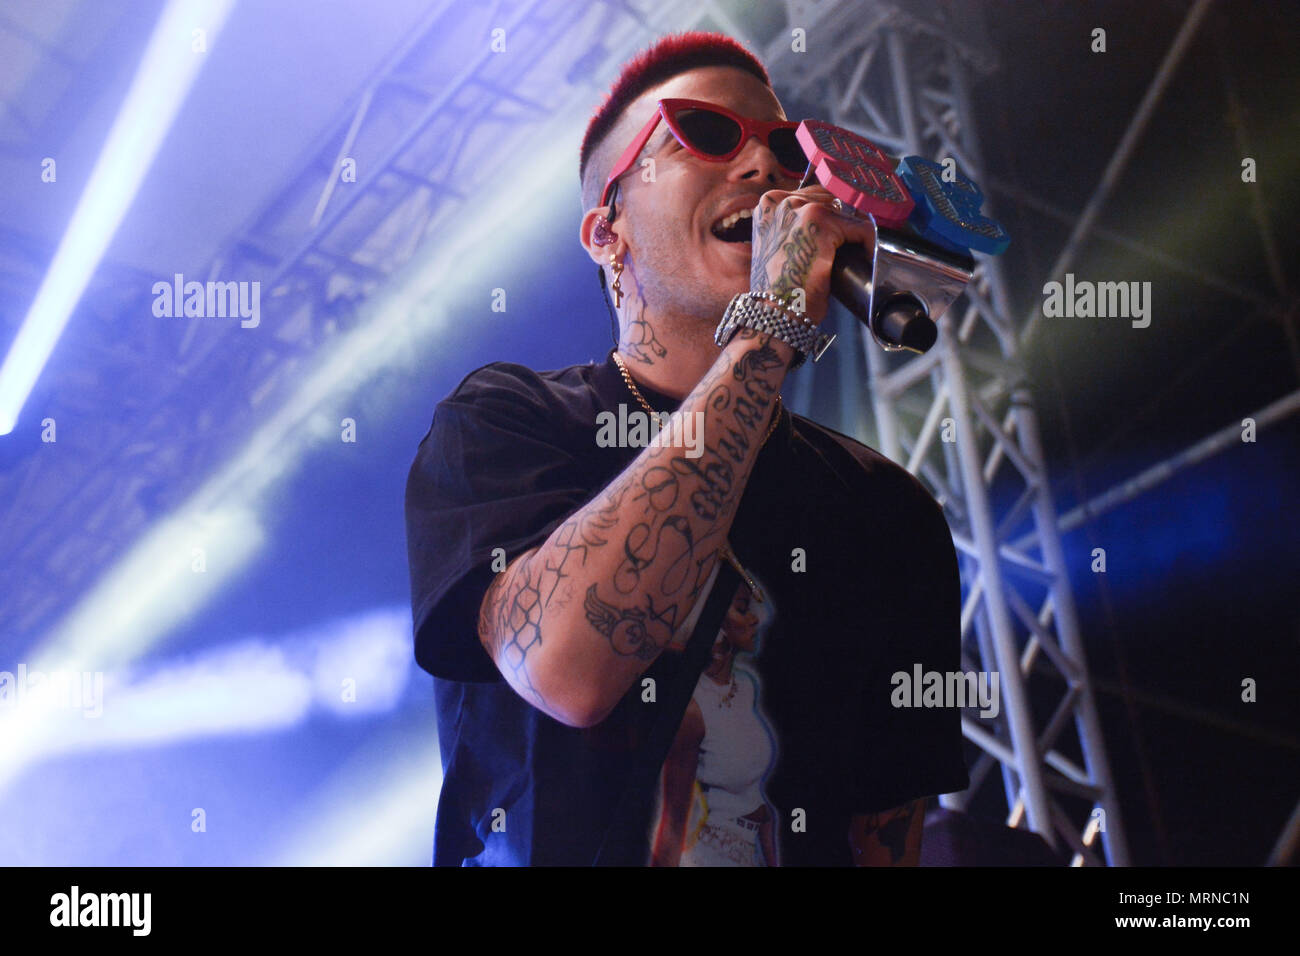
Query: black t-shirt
xmin=404 ymin=348 xmax=969 ymax=866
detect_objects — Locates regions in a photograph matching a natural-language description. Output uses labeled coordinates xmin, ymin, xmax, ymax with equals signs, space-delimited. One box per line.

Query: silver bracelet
xmin=714 ymin=292 xmax=836 ymax=369
xmin=749 ymin=291 xmax=813 ymax=323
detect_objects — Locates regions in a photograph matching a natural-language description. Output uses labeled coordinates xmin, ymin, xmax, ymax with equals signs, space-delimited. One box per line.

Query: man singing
xmin=404 ymin=30 xmax=968 ymax=866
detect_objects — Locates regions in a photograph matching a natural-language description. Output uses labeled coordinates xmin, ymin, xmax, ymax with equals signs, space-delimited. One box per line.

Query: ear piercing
xmin=609 ymin=255 xmax=625 ymax=308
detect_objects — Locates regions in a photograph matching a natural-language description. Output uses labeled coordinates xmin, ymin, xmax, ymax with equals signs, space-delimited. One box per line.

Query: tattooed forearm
xmin=583 ymin=584 xmax=678 ymax=660
xmin=477 ymin=333 xmax=792 ymax=725
xmin=479 ymin=551 xmax=549 ymax=710
xmin=733 ymin=338 xmax=785 ymax=380
xmin=663 ymin=330 xmax=782 ymax=525
xmin=478 ymin=482 xmax=632 ymax=713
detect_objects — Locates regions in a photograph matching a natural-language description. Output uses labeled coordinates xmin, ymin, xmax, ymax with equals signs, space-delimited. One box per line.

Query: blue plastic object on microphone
xmin=896 ymin=155 xmax=1010 ymax=256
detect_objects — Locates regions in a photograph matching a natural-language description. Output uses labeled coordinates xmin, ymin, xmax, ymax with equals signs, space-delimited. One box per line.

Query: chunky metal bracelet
xmin=749 ymin=290 xmax=814 ymax=324
xmin=714 ymin=292 xmax=836 ymax=369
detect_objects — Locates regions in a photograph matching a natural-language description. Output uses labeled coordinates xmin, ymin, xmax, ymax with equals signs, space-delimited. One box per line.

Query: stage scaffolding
xmin=14 ymin=0 xmax=1295 ymax=865
xmin=233 ymin=0 xmax=1135 ymax=860
xmin=755 ymin=0 xmax=1132 ymax=865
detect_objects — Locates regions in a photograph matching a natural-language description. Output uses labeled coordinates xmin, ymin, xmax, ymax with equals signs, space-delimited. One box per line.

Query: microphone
xmin=795 ymin=120 xmax=1010 ymax=354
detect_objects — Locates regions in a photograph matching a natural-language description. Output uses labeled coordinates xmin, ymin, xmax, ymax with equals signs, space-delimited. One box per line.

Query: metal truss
xmin=750 ymin=0 xmax=1131 ymax=865
xmin=0 ymin=0 xmax=1130 ymax=865
xmin=16 ymin=0 xmax=1287 ymax=867
xmin=0 ymin=0 xmax=706 ymax=647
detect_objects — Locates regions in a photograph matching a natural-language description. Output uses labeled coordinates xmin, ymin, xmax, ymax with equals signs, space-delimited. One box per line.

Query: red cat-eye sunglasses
xmin=600 ymin=98 xmax=809 ymax=213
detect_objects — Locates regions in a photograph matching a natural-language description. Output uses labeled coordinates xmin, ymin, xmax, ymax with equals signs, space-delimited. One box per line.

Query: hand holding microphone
xmin=746 ymin=182 xmax=878 ymax=328
xmin=714 ymin=181 xmax=881 ymax=370
xmin=782 ymin=119 xmax=1011 ymax=354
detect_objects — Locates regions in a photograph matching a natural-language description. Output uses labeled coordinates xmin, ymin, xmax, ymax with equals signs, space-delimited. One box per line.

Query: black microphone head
xmin=873 ymin=294 xmax=937 ymax=354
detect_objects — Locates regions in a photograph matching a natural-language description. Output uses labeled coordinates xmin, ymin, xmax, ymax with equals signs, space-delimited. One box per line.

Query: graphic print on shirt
xmin=648 ymin=573 xmax=780 ymax=866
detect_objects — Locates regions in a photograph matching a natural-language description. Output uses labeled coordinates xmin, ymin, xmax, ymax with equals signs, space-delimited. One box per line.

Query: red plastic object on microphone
xmin=795 ymin=119 xmax=914 ymax=227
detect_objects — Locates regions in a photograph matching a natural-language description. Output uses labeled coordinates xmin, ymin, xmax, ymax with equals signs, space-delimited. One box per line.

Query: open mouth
xmin=710 ymin=208 xmax=753 ymax=244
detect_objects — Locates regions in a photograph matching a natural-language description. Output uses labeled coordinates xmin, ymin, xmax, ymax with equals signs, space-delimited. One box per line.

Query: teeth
xmin=714 ymin=208 xmax=754 ymax=232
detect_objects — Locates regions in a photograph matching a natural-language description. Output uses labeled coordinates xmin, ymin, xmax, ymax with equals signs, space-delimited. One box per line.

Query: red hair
xmin=579 ymin=31 xmax=771 ymax=195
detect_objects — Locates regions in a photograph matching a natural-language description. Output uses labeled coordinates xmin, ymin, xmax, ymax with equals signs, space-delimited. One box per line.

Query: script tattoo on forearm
xmin=616 ymin=514 xmax=700 ymax=595
xmin=481 ymin=333 xmax=787 ymax=707
xmin=666 ymin=332 xmax=781 ymax=528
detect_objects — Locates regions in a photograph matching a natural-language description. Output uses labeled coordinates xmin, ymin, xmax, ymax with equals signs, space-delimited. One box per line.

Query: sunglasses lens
xmin=768 ymin=128 xmax=808 ymax=174
xmin=675 ymin=108 xmax=742 ymax=156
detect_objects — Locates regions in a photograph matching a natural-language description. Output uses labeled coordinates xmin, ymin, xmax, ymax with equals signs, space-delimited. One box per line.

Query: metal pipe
xmin=1018 ymin=0 xmax=1217 ymax=350
xmin=1012 ymin=387 xmax=1300 ymax=550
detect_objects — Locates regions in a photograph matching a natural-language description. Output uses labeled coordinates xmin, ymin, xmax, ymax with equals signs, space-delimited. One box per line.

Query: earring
xmin=593 ymin=217 xmax=617 ymax=246
xmin=609 ymin=254 xmax=624 ymax=308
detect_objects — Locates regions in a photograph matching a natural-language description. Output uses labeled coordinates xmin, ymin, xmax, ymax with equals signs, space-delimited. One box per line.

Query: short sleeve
xmin=849 ymin=476 xmax=971 ymax=812
xmin=404 ymin=363 xmax=590 ymax=682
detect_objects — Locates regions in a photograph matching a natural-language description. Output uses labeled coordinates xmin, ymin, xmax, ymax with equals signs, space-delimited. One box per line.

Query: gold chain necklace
xmin=610 ymin=351 xmax=782 ymax=449
xmin=610 ymin=350 xmax=774 ymax=603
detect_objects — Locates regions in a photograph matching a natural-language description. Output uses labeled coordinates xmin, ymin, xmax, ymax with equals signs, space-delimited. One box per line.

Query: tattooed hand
xmin=748 ymin=184 xmax=878 ymax=325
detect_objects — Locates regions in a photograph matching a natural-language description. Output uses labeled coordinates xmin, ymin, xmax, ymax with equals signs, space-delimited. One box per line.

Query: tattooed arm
xmin=748 ymin=184 xmax=877 ymax=324
xmin=477 ymin=186 xmax=876 ymax=728
xmin=476 ymin=329 xmax=793 ymax=727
